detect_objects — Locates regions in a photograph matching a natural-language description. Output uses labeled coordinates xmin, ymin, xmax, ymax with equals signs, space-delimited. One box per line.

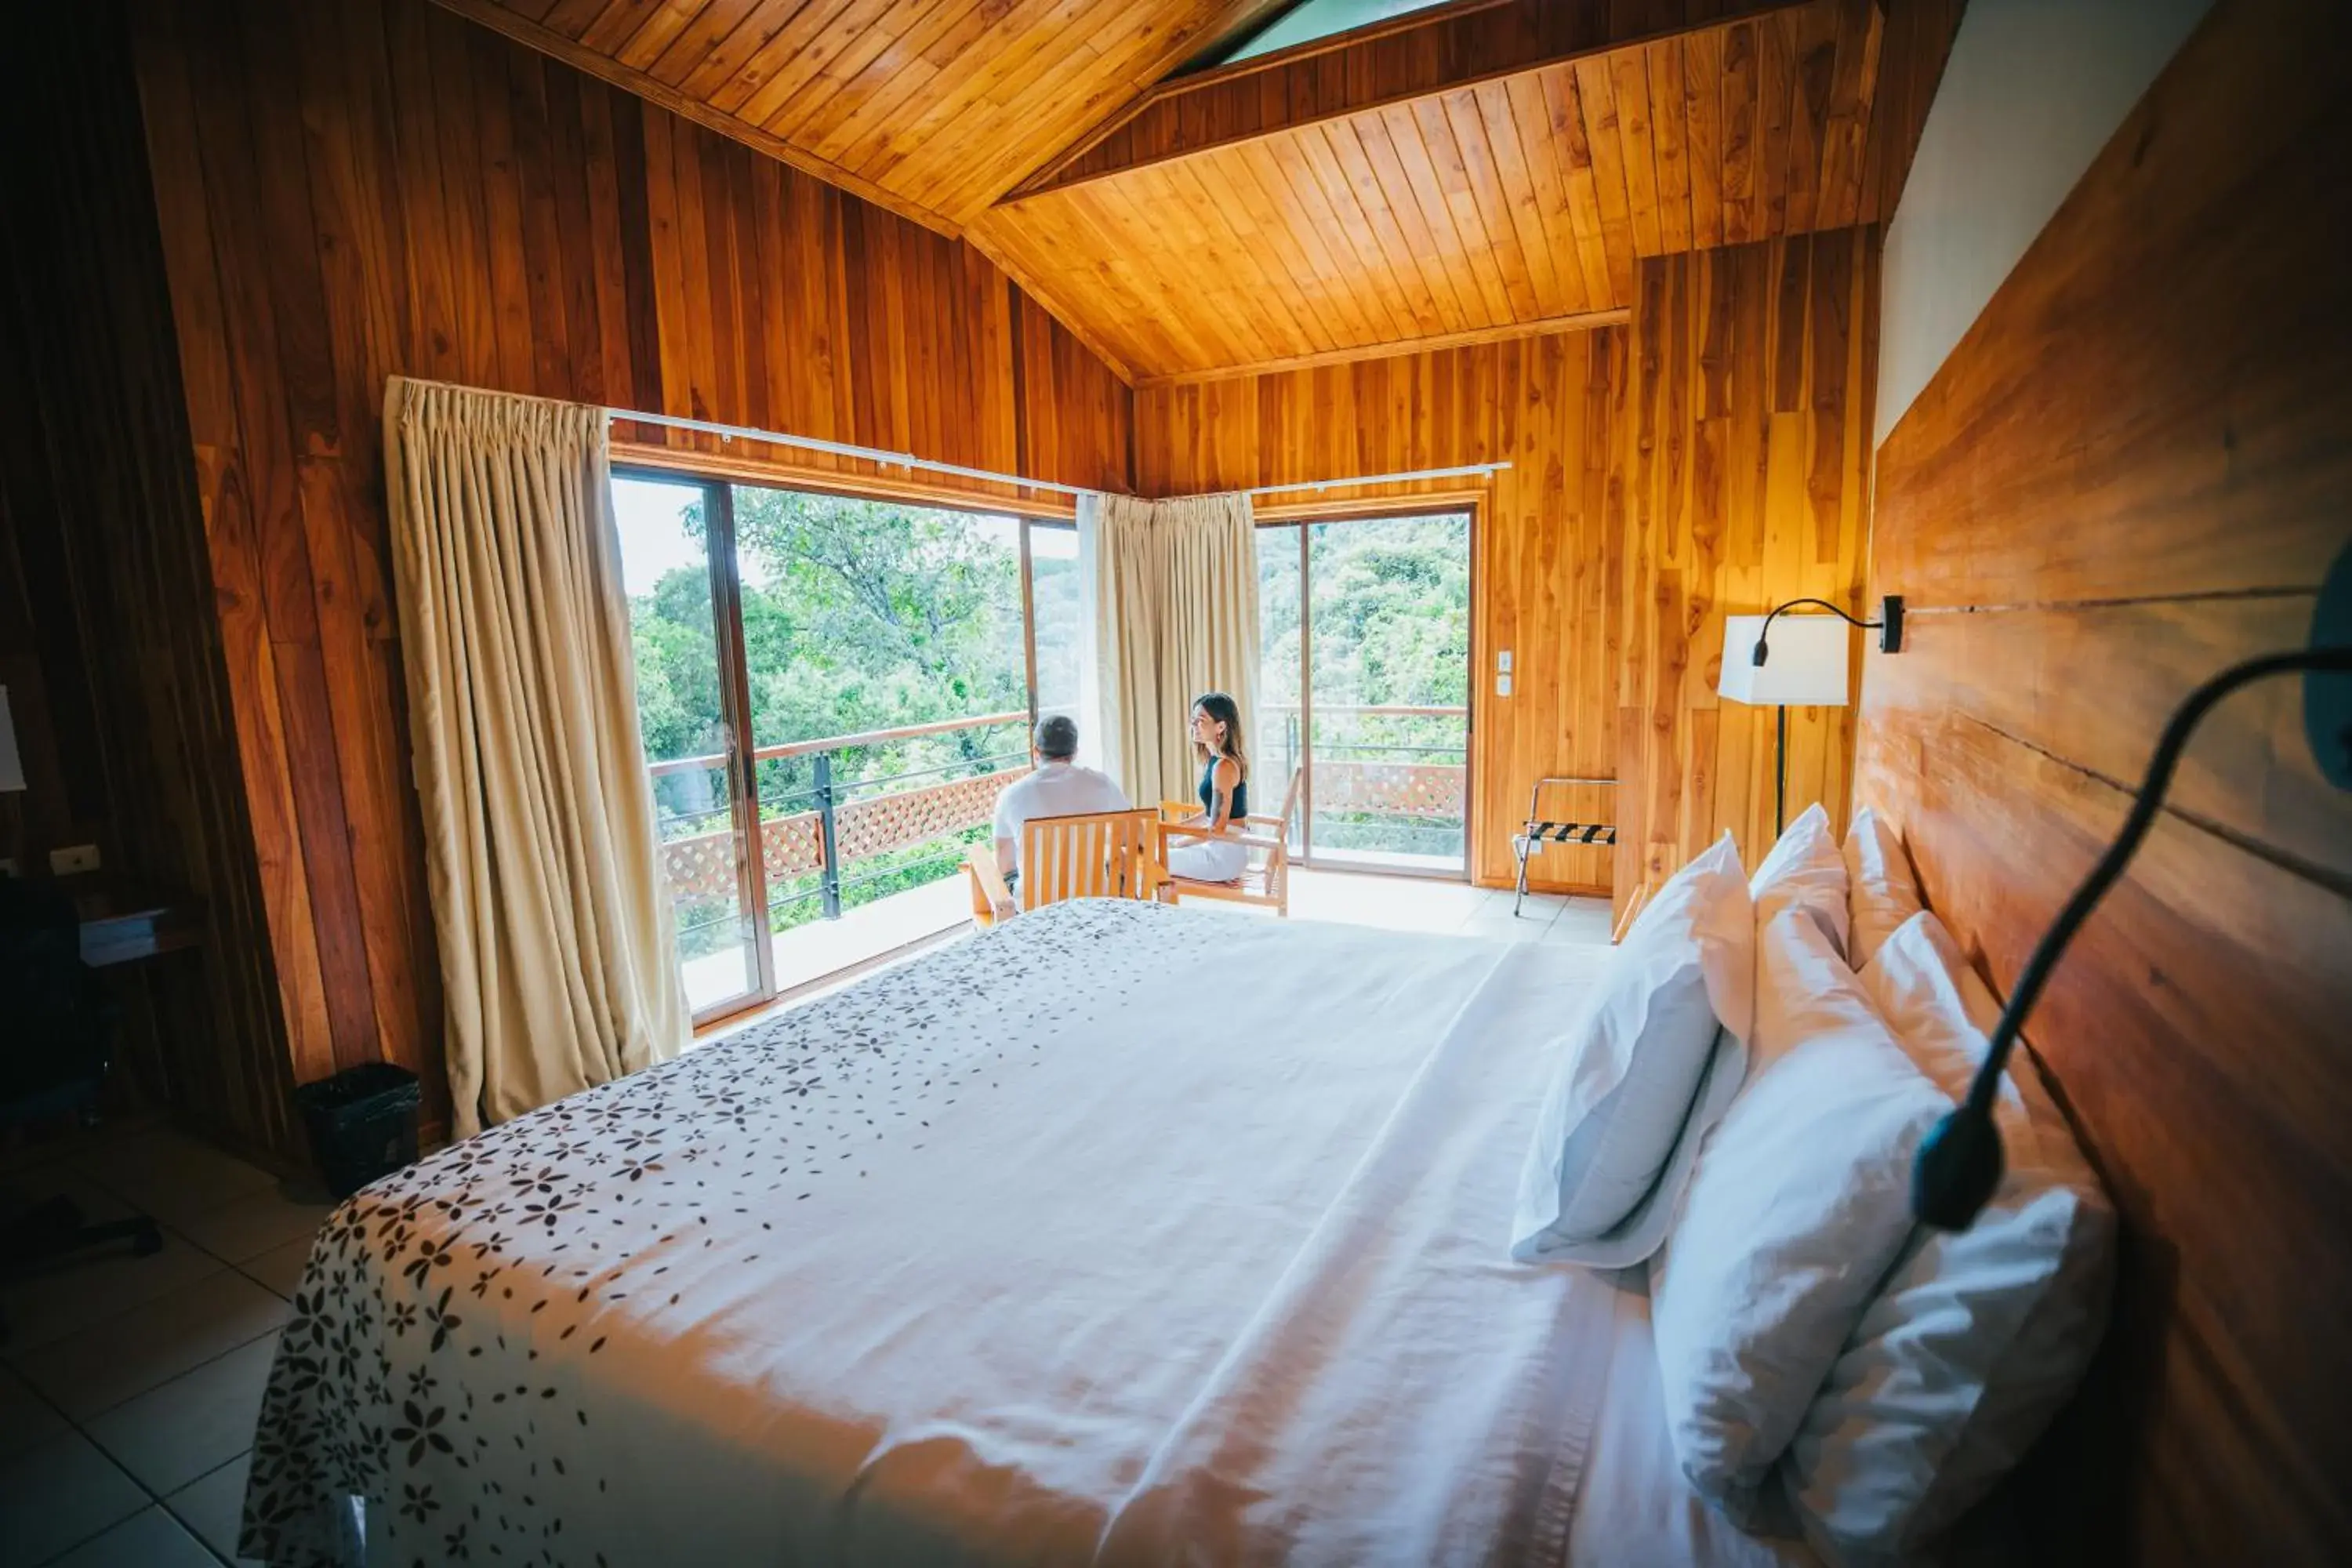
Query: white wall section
xmin=1875 ymin=0 xmax=2214 ymax=444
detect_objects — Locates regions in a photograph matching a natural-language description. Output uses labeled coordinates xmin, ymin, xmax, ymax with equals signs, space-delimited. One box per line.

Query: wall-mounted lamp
xmin=1915 ymin=546 xmax=2352 ymax=1230
xmin=1718 ymin=597 xmax=1900 ymax=835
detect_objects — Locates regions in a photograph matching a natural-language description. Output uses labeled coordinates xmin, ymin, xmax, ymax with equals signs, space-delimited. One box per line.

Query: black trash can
xmin=296 ymin=1062 xmax=423 ymax=1199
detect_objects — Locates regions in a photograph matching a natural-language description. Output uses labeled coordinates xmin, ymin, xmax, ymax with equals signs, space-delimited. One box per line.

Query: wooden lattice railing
xmin=657 ymin=764 xmax=1029 ymax=902
xmin=654 ymin=699 xmax=1470 ymax=913
xmin=1260 ymin=704 xmax=1467 ymax=822
xmin=1312 ymin=760 xmax=1465 ymax=820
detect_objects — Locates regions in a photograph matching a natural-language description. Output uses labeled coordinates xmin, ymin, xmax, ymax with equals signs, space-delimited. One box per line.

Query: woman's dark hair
xmin=1190 ymin=691 xmax=1247 ymax=775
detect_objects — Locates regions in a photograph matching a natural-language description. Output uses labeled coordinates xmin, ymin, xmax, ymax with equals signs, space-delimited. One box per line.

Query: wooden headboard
xmin=1857 ymin=0 xmax=2352 ymax=1562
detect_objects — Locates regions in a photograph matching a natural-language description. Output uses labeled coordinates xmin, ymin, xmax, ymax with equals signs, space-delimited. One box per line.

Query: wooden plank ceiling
xmin=433 ymin=0 xmax=1958 ymax=385
xmin=981 ymin=0 xmax=1956 ymax=382
xmin=429 ymin=0 xmax=1288 ymax=233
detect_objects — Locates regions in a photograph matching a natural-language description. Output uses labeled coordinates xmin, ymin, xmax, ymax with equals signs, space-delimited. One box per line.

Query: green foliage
xmin=630 ymin=491 xmax=1475 ymax=964
xmin=626 ymin=486 xmax=1037 ymax=955
xmin=1256 ymin=514 xmax=1471 ymax=830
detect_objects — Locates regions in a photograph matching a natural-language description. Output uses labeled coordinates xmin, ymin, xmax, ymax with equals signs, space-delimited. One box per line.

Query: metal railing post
xmin=814 ymin=751 xmax=843 ymax=920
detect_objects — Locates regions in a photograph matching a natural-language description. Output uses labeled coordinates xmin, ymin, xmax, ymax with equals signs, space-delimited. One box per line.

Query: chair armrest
xmin=1159 ymin=823 xmax=1283 ymax=854
xmin=965 ymin=848 xmax=1013 ymax=922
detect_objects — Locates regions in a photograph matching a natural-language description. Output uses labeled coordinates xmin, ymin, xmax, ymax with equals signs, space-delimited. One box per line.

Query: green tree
xmin=626 ymin=485 xmax=1033 ymax=942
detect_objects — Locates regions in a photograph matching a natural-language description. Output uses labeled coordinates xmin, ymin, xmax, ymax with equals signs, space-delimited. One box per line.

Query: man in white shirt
xmin=991 ymin=713 xmax=1129 ymax=898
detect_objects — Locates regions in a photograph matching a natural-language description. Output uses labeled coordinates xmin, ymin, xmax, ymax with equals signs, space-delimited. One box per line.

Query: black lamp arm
xmin=1914 ymin=642 xmax=2352 ymax=1229
xmin=1753 ymin=597 xmax=1884 ymax=663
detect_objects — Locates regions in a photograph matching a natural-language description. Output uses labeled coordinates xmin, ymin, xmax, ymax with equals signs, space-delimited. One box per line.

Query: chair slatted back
xmin=1019 ymin=808 xmax=1162 ymax=912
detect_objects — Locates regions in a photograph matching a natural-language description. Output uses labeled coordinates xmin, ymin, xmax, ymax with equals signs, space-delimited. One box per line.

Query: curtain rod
xmin=1245 ymin=463 xmax=1508 ymax=497
xmin=397 ymin=379 xmax=1512 ymax=502
xmin=614 ymin=409 xmax=1511 ymax=500
xmin=606 ymin=406 xmax=1099 ymax=498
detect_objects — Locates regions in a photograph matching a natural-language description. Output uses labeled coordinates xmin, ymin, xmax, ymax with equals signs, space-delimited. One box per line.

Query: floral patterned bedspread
xmin=244 ymin=898 xmax=1616 ymax=1567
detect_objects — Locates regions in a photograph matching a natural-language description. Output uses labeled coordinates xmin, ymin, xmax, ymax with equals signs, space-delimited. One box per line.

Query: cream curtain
xmin=384 ymin=377 xmax=688 ymax=1137
xmin=1083 ymin=492 xmax=1261 ymax=804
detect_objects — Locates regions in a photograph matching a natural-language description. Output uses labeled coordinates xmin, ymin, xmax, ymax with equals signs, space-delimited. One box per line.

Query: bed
xmin=243 ymin=899 xmax=1810 ymax=1567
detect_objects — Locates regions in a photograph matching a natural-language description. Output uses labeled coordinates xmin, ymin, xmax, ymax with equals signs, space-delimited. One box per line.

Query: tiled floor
xmin=1 ymin=1124 xmax=329 ymax=1567
xmin=1283 ymin=865 xmax=1618 ymax=944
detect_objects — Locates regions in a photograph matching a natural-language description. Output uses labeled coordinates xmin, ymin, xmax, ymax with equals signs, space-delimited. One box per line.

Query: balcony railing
xmin=650 ymin=702 xmax=1475 ymax=935
xmin=648 ymin=710 xmax=1030 ymax=921
xmin=1262 ymin=703 xmax=1468 ymax=822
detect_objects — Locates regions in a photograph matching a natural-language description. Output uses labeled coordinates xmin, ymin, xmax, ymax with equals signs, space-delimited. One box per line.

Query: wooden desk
xmin=54 ymin=879 xmax=201 ymax=967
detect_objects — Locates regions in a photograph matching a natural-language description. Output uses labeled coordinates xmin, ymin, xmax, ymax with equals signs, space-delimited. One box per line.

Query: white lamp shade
xmin=0 ymin=685 xmax=24 ymax=793
xmin=1718 ymin=614 xmax=1851 ymax=707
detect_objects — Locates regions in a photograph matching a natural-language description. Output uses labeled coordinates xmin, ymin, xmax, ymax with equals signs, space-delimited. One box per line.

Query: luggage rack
xmin=1512 ymin=776 xmax=1618 ymax=917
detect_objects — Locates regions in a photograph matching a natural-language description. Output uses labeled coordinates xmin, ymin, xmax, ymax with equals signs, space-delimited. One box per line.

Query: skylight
xmin=1196 ymin=0 xmax=1461 ymax=72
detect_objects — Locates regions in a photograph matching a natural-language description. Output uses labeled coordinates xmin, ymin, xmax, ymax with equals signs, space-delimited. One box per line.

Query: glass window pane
xmin=1305 ymin=512 xmax=1470 ymax=872
xmin=1256 ymin=524 xmax=1304 ymax=850
xmin=611 ymin=475 xmax=759 ymax=1014
xmin=1201 ymin=0 xmax=1454 ymax=69
xmin=1028 ymin=520 xmax=1081 ymax=731
xmin=724 ymin=485 xmax=1031 ymax=975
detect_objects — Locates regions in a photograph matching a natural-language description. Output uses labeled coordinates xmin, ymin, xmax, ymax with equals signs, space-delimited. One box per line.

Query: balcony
xmin=1259 ymin=702 xmax=1468 ymax=873
xmin=648 ymin=706 xmax=1486 ymax=1018
xmin=648 ymin=711 xmax=1032 ymax=1018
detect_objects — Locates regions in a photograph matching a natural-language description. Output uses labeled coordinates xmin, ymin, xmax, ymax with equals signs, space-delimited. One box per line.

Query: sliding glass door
xmin=612 ymin=474 xmax=768 ymax=1018
xmin=1257 ymin=510 xmax=1472 ymax=876
xmin=614 ymin=469 xmax=1074 ymax=1023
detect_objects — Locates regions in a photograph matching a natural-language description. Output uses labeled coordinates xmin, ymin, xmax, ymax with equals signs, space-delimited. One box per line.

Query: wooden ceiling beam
xmin=1004 ymin=0 xmax=1811 ymax=206
xmin=1133 ymin=306 xmax=1632 ymax=389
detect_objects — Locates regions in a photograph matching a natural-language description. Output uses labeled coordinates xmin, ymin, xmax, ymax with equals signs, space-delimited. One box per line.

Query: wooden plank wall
xmin=124 ymin=0 xmax=1134 ymax=1147
xmin=1133 ymin=226 xmax=1878 ymax=899
xmin=1 ymin=1 xmax=299 ymax=1160
xmin=1859 ymin=0 xmax=2352 ymax=1560
xmin=1135 ymin=331 xmax=1628 ymax=894
xmin=1612 ymin=226 xmax=1878 ymax=920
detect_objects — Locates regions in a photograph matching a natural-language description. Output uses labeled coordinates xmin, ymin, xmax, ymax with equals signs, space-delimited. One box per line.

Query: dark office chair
xmin=0 ymin=878 xmax=162 ymax=1345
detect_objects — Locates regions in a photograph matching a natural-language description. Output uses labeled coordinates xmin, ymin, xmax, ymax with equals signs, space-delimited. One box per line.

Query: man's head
xmin=1033 ymin=713 xmax=1080 ymax=762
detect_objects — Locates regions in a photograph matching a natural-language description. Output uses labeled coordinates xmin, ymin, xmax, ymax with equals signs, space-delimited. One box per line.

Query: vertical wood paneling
xmin=1610 ymin=227 xmax=1877 ymax=920
xmin=127 ymin=0 xmax=1134 ymax=1145
xmin=1860 ymin=1 xmax=2352 ymax=1559
xmin=2 ymin=0 xmax=300 ymax=1160
xmin=1136 ymin=329 xmax=1624 ymax=893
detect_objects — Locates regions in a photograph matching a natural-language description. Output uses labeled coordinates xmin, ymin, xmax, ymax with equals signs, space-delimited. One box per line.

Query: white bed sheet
xmin=246 ymin=901 xmax=1662 ymax=1566
xmin=1568 ymin=1280 xmax=1823 ymax=1568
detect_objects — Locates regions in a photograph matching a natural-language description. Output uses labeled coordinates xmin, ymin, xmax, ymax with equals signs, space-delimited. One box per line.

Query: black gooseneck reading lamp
xmin=1912 ymin=543 xmax=2352 ymax=1231
xmin=1741 ymin=595 xmax=1906 ymax=833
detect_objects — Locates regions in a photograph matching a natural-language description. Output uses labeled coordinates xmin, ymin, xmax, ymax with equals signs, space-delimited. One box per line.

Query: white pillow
xmin=1842 ymin=807 xmax=1924 ymax=970
xmin=1750 ymin=802 xmax=1850 ymax=958
xmin=1510 ymin=833 xmax=1754 ymax=1267
xmin=1649 ymin=907 xmax=1950 ymax=1505
xmin=1786 ymin=913 xmax=2114 ymax=1566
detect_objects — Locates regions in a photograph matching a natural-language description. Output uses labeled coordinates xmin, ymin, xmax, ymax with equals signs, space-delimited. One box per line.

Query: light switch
xmin=1497 ymin=649 xmax=1513 ymax=673
xmin=1496 ymin=673 xmax=1513 ymax=698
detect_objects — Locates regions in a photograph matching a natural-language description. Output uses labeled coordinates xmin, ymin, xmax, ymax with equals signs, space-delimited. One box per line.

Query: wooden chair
xmin=1155 ymin=768 xmax=1301 ymax=916
xmin=966 ymin=808 xmax=1165 ymax=928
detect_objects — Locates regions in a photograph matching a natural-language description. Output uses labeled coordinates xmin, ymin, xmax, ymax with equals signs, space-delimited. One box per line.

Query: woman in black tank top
xmin=1167 ymin=691 xmax=1250 ymax=883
